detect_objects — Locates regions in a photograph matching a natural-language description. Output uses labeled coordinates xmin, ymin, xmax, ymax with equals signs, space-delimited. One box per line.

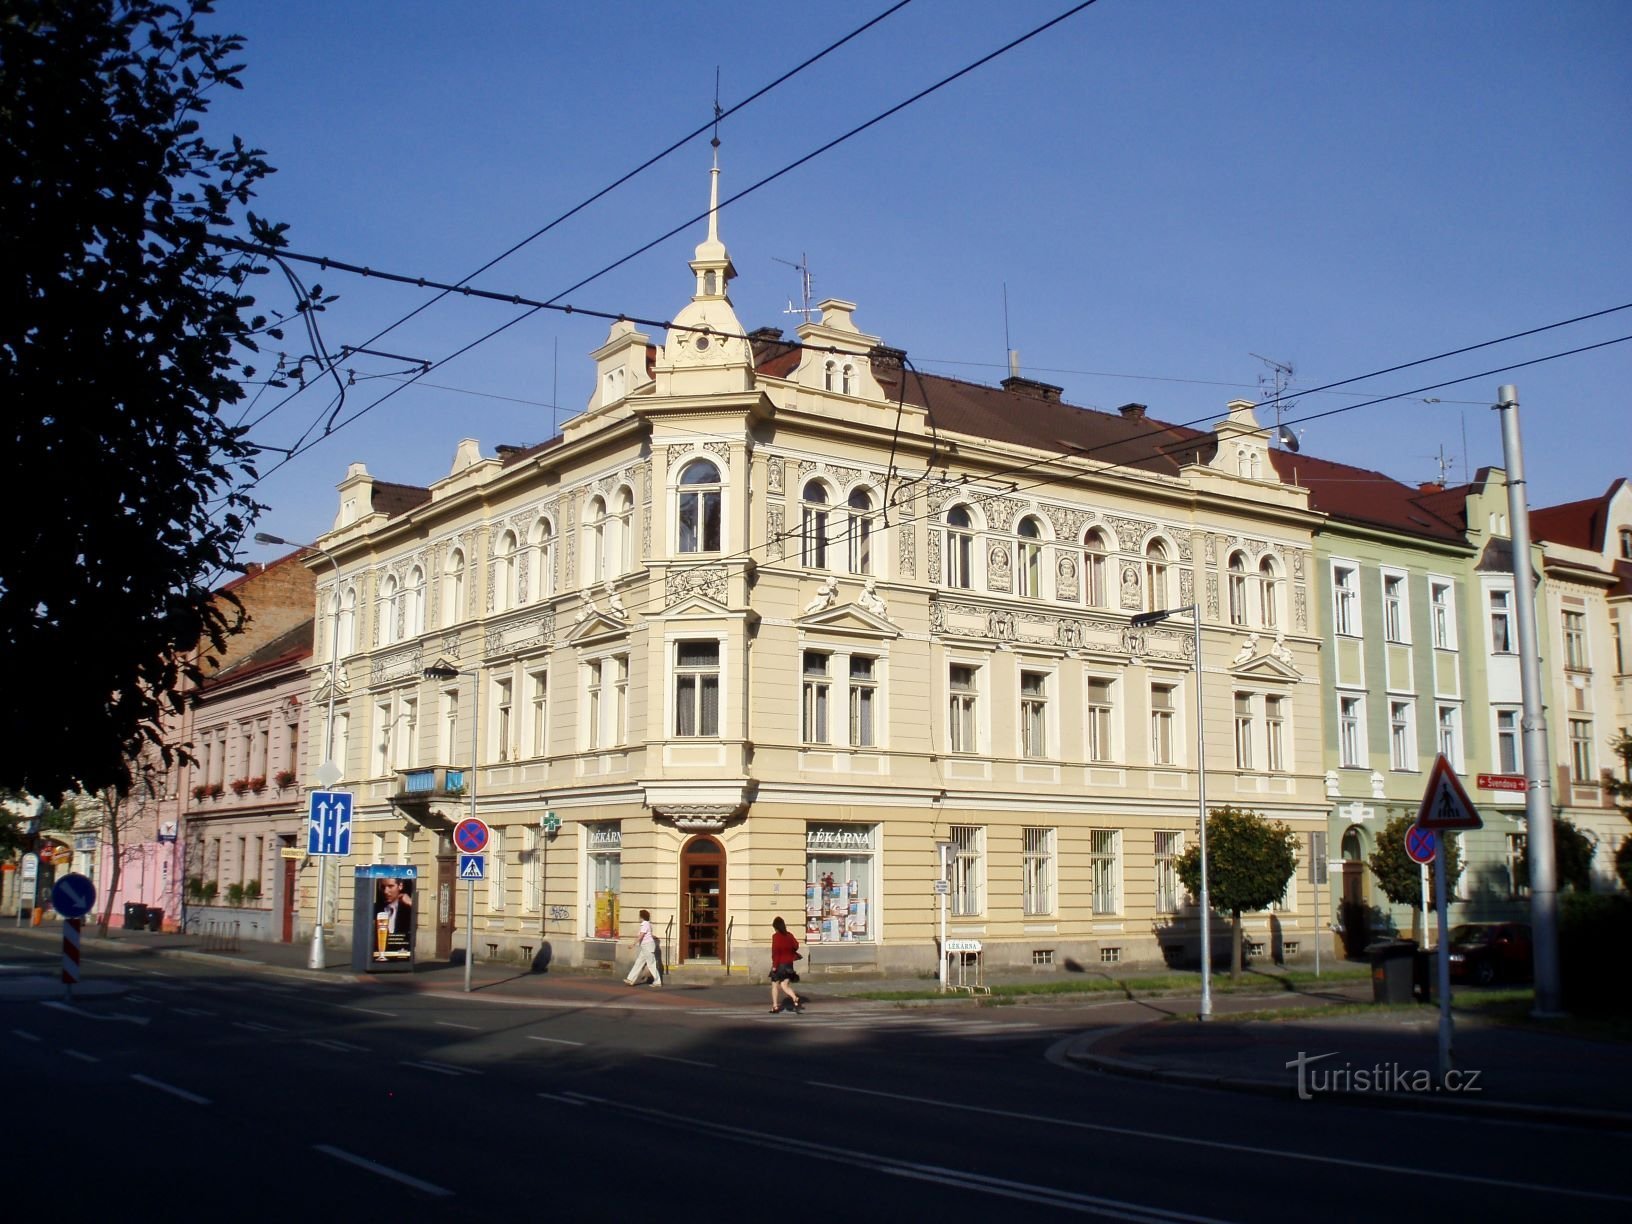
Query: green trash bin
xmin=1367 ymin=940 xmax=1418 ymax=1004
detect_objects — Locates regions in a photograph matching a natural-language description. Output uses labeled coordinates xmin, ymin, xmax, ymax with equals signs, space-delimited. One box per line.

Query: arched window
xmin=823 ymin=361 xmax=835 ymax=391
xmin=841 ymin=363 xmax=854 ymax=395
xmin=405 ymin=567 xmax=425 ymax=638
xmin=677 ymin=459 xmax=722 ymax=553
xmin=444 ymin=549 xmax=465 ymax=627
xmin=800 ymin=479 xmax=829 ymax=569
xmin=1259 ymin=557 xmax=1281 ymax=629
xmin=614 ymin=487 xmax=634 ymax=574
xmin=703 ymin=270 xmax=717 ymax=295
xmin=494 ymin=531 xmax=517 ymax=613
xmin=1082 ymin=528 xmax=1109 ymax=607
xmin=1016 ymin=516 xmax=1042 ymax=599
xmin=1144 ymin=539 xmax=1171 ymax=612
xmin=379 ymin=574 xmax=399 ymax=645
xmin=1227 ymin=552 xmax=1249 ymax=627
xmin=338 ymin=587 xmax=357 ymax=657
xmin=847 ymin=487 xmax=875 ymax=575
xmin=584 ymin=498 xmax=606 ymax=585
xmin=530 ymin=519 xmax=555 ymax=600
xmin=946 ymin=505 xmax=975 ymax=590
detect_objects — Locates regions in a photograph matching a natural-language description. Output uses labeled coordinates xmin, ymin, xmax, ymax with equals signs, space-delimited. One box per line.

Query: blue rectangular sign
xmin=307 ymin=790 xmax=354 ymax=857
xmin=458 ymin=853 xmax=485 ymax=881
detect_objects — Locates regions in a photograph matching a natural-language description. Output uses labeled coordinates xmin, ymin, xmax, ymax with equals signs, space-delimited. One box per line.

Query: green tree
xmin=1368 ymin=814 xmax=1463 ymax=940
xmin=1518 ymin=816 xmax=1598 ymax=894
xmin=1606 ymin=731 xmax=1632 ymax=891
xmin=1176 ymin=805 xmax=1298 ymax=979
xmin=1 ymin=0 xmax=309 ymax=799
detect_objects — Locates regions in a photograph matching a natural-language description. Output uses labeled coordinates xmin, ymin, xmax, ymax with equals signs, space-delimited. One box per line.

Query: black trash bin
xmin=123 ymin=902 xmax=147 ymax=931
xmin=1367 ymin=940 xmax=1418 ymax=1004
xmin=1412 ymin=948 xmax=1433 ymax=1002
xmin=146 ymin=908 xmax=164 ymax=932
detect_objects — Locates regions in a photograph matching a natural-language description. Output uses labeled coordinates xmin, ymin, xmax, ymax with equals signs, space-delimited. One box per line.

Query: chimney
xmin=1118 ymin=402 xmax=1147 ymax=420
xmin=1002 ymin=375 xmax=1063 ymax=403
xmin=1418 ymin=481 xmax=1444 ymax=493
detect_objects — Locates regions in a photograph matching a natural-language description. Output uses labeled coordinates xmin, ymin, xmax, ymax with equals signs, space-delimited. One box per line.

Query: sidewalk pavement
xmin=7 ymin=925 xmax=1629 ymax=1127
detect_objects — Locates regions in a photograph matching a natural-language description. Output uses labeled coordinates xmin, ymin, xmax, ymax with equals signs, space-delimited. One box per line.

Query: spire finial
xmin=708 ymin=68 xmax=722 ymax=244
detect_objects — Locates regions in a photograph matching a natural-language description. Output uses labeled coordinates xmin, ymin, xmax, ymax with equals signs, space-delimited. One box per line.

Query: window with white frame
xmin=523 ymin=827 xmax=541 ymax=913
xmin=614 ymin=486 xmax=634 ymax=574
xmin=1622 ymin=528 xmax=1632 ymax=561
xmin=800 ymin=480 xmax=830 ymax=569
xmin=1265 ymin=694 xmax=1286 ymax=772
xmin=1083 ymin=528 xmax=1109 ymax=607
xmin=1016 ymin=517 xmax=1043 ymax=598
xmin=495 ymin=678 xmax=514 ymax=762
xmin=530 ymin=519 xmax=555 ymax=601
xmin=1506 ymin=833 xmax=1528 ymax=897
xmin=849 ymin=655 xmax=878 ymax=747
xmin=488 ymin=827 xmax=504 ymax=911
xmin=1389 ymin=699 xmax=1415 ymax=770
xmin=331 ymin=711 xmax=350 ymax=779
xmin=373 ymin=699 xmax=393 ymax=777
xmin=1154 ymin=831 xmax=1183 ymax=913
xmin=1020 ymin=669 xmax=1050 ymax=759
xmin=494 ymin=532 xmax=517 ymax=612
xmin=1489 ymin=589 xmax=1513 ymax=653
xmin=676 ymin=460 xmax=722 ymax=553
xmin=802 ymin=651 xmax=831 ymax=744
xmin=948 ymin=664 xmax=979 ymax=754
xmin=950 ymin=825 xmax=984 ymax=917
xmin=1563 ymin=611 xmax=1588 ymax=670
xmin=1430 ymin=580 xmax=1455 ymax=648
xmin=1259 ymin=556 xmax=1281 ymax=629
xmin=396 ymin=697 xmax=418 ymax=770
xmin=1022 ymin=827 xmax=1055 ymax=916
xmin=1144 ymin=540 xmax=1172 ymax=612
xmin=406 ymin=567 xmax=425 ymax=638
xmin=1569 ymin=718 xmax=1594 ymax=783
xmin=584 ymin=497 xmax=606 ymax=585
xmin=379 ymin=574 xmax=399 ymax=645
xmin=1436 ymin=704 xmax=1460 ymax=768
xmin=945 ymin=505 xmax=975 ymax=589
xmin=585 ymin=661 xmax=603 ymax=751
xmin=1227 ymin=553 xmax=1249 ymax=626
xmin=587 ymin=823 xmax=622 ymax=938
xmin=612 ymin=654 xmax=628 ymax=747
xmin=1234 ymin=692 xmax=1255 ymax=769
xmin=1086 ymin=676 xmax=1114 ymax=762
xmin=1339 ymin=694 xmax=1363 ymax=767
xmin=1495 ymin=707 xmax=1520 ymax=773
xmin=674 ymin=641 xmax=720 ymax=737
xmin=528 ymin=668 xmax=548 ymax=757
xmin=1332 ymin=564 xmax=1358 ymax=636
xmin=1150 ymin=683 xmax=1176 ymax=765
xmin=443 ymin=549 xmax=464 ymax=628
xmin=847 ymin=488 xmax=875 ymax=574
xmin=1614 ymin=618 xmax=1625 ymax=675
xmin=338 ymin=587 xmax=358 ymax=656
xmin=1382 ymin=572 xmax=1407 ymax=643
xmin=441 ymin=689 xmax=459 ymax=763
xmin=1090 ymin=828 xmax=1121 ymax=915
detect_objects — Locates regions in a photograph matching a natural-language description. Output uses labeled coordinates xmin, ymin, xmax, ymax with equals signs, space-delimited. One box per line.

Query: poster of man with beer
xmin=373 ymin=876 xmax=415 ymax=962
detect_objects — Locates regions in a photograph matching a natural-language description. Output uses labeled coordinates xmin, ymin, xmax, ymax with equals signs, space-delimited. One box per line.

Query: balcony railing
xmin=395 ymin=765 xmax=467 ymax=800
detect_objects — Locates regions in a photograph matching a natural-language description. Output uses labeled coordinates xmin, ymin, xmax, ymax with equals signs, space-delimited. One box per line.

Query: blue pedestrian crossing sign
xmin=307 ymin=790 xmax=355 ymax=856
xmin=458 ymin=854 xmax=485 ymax=881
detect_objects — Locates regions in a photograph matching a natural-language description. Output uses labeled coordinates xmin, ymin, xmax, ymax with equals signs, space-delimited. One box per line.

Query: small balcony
xmin=394 ymin=764 xmax=468 ymax=801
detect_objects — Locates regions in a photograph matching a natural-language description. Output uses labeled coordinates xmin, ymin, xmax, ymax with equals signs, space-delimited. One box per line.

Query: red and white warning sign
xmin=1415 ymin=754 xmax=1483 ymax=831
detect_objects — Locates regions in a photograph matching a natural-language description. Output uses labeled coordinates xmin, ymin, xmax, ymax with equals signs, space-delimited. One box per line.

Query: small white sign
xmin=945 ymin=939 xmax=982 ymax=953
xmin=933 ymin=880 xmax=949 ymax=895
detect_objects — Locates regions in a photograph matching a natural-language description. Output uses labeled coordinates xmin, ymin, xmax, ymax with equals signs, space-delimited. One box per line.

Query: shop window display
xmin=805 ymin=824 xmax=875 ymax=943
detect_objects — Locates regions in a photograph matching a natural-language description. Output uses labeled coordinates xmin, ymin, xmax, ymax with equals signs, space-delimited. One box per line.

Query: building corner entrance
xmin=679 ymin=835 xmax=725 ymax=962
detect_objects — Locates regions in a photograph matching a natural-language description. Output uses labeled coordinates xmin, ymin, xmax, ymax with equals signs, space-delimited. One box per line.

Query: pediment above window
xmin=1228 ymin=633 xmax=1302 ymax=680
xmin=795 ymin=602 xmax=899 ymax=639
xmin=564 ymin=606 xmax=629 ymax=646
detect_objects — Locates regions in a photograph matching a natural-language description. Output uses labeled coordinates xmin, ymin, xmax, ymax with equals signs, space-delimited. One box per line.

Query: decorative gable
xmin=1228 ymin=633 xmax=1302 ymax=680
xmin=795 ymin=601 xmax=900 ymax=640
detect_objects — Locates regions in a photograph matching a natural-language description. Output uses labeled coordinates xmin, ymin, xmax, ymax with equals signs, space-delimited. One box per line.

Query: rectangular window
xmin=1086 ymin=678 xmax=1114 ymax=763
xmin=1150 ymin=683 xmax=1175 ymax=765
xmin=488 ymin=827 xmax=504 ymax=911
xmin=1020 ymin=670 xmax=1049 ymax=759
xmin=1382 ymin=573 xmax=1406 ymax=643
xmin=802 ymin=651 xmax=831 ymax=744
xmin=1332 ymin=565 xmax=1358 ymax=636
xmin=1495 ymin=707 xmax=1520 ymax=774
xmin=1569 ymin=718 xmax=1594 ymax=783
xmin=1265 ymin=695 xmax=1286 ymax=772
xmin=586 ymin=663 xmax=603 ymax=751
xmin=374 ymin=700 xmax=392 ymax=777
xmin=523 ymin=827 xmax=541 ymax=913
xmin=1154 ymin=831 xmax=1182 ymax=913
xmin=948 ymin=665 xmax=979 ymax=754
xmin=1022 ymin=827 xmax=1055 ymax=916
xmin=1507 ymin=833 xmax=1528 ymax=898
xmin=1436 ymin=704 xmax=1460 ymax=767
xmin=587 ymin=824 xmax=622 ymax=938
xmin=397 ymin=697 xmax=417 ymax=770
xmin=674 ymin=641 xmax=720 ymax=737
xmin=1389 ymin=699 xmax=1415 ymax=771
xmin=442 ymin=690 xmax=459 ymax=764
xmin=950 ymin=825 xmax=984 ymax=917
xmin=1490 ymin=590 xmax=1513 ymax=653
xmin=1563 ymin=611 xmax=1588 ymax=670
xmin=1339 ymin=695 xmax=1362 ymax=768
xmin=495 ymin=679 xmax=513 ymax=762
xmin=1234 ymin=692 xmax=1254 ymax=770
xmin=529 ymin=669 xmax=548 ymax=757
xmin=1090 ymin=828 xmax=1121 ymax=915
xmin=286 ymin=721 xmax=299 ymax=776
xmin=806 ymin=824 xmax=876 ymax=943
xmin=848 ymin=656 xmax=877 ymax=748
xmin=613 ymin=655 xmax=629 ymax=747
xmin=1430 ymin=581 xmax=1456 ymax=649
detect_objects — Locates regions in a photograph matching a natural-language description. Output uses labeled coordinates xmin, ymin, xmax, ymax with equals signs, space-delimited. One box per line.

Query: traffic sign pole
xmin=62 ymin=917 xmax=81 ymax=1000
xmin=1433 ymin=840 xmax=1453 ymax=1080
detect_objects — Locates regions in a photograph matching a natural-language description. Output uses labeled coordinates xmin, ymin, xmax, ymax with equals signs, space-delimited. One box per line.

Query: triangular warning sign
xmin=1415 ymin=754 xmax=1483 ymax=830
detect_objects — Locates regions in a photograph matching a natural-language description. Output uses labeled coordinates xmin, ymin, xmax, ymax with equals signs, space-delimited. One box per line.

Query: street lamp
xmin=423 ymin=659 xmax=479 ymax=993
xmin=255 ymin=530 xmax=342 ymax=970
xmin=1131 ymin=602 xmax=1212 ymax=1021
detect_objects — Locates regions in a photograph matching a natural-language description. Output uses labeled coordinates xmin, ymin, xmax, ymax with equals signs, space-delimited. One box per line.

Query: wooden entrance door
xmin=679 ymin=836 xmax=725 ymax=962
xmin=1339 ymin=826 xmax=1369 ymax=959
xmin=281 ymin=849 xmax=297 ymax=942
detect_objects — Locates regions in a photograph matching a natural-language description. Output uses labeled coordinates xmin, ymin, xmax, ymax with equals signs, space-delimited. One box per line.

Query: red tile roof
xmin=1530 ymin=479 xmax=1626 ymax=552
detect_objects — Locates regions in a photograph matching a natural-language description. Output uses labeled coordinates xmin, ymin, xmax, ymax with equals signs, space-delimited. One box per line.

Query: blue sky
xmin=212 ymin=1 xmax=1632 ymax=560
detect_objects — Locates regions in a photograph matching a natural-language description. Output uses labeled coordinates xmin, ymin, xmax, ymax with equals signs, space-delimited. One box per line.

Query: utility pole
xmin=1493 ymin=385 xmax=1562 ymax=1015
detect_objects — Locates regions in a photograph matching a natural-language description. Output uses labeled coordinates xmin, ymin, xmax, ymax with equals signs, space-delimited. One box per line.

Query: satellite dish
xmin=1277 ymin=425 xmax=1301 ymax=452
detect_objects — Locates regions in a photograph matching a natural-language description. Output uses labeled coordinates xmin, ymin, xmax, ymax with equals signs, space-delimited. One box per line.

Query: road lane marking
xmin=538 ymin=1092 xmax=585 ymax=1106
xmin=435 ymin=1021 xmax=481 ymax=1031
xmin=313 ymin=1145 xmax=451 ymax=1197
xmin=41 ymin=1001 xmax=150 ymax=1026
xmin=340 ymin=1004 xmax=397 ymax=1018
xmin=11 ymin=1029 xmax=41 ymax=1042
xmin=526 ymin=1036 xmax=584 ymax=1046
xmin=65 ymin=1049 xmax=100 ymax=1063
xmin=173 ymin=1007 xmax=217 ymax=1018
xmin=813 ymin=1077 xmax=1632 ymax=1206
xmin=401 ymin=1059 xmax=482 ymax=1076
xmin=131 ymin=1074 xmax=211 ymax=1106
xmin=643 ymin=1054 xmax=715 ymax=1069
xmin=304 ymin=1038 xmax=370 ymax=1053
xmin=232 ymin=1020 xmax=288 ymax=1033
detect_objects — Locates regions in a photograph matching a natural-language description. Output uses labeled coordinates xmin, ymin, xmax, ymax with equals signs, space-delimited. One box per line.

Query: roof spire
xmin=690 ymin=71 xmax=733 ymax=301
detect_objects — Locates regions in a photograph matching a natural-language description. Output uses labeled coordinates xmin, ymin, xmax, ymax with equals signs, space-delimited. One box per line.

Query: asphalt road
xmin=3 ymin=938 xmax=1625 ymax=1220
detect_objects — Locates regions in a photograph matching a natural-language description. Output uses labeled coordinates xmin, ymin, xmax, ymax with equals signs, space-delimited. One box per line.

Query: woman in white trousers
xmin=624 ymin=909 xmax=662 ymax=987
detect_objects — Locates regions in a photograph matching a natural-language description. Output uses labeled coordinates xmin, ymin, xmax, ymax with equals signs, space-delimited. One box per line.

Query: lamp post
xmin=255 ymin=531 xmax=343 ymax=970
xmin=423 ymin=660 xmax=478 ymax=993
xmin=1131 ymin=602 xmax=1211 ymax=1021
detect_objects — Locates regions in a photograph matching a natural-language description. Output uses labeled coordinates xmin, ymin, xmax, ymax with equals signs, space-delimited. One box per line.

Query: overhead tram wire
xmin=230 ymin=0 xmax=1107 ymax=484
xmin=234 ymin=0 xmax=917 ymax=443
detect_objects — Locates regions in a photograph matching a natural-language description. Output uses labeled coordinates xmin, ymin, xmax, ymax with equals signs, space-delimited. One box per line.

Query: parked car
xmin=1446 ymin=922 xmax=1532 ymax=985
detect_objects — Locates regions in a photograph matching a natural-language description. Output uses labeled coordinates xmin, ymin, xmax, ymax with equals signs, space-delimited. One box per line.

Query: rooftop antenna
xmin=1429 ymin=443 xmax=1456 ymax=486
xmin=775 ymin=253 xmax=815 ymax=323
xmin=1250 ymin=351 xmax=1297 ymax=445
xmin=1004 ymin=282 xmax=1020 ymax=378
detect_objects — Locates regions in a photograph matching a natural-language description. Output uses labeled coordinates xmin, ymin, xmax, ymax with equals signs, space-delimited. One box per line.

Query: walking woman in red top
xmin=769 ymin=916 xmax=804 ymax=1013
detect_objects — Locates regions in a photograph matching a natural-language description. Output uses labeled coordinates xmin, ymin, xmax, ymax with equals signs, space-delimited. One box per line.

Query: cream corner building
xmin=296 ymin=166 xmax=1330 ymax=974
